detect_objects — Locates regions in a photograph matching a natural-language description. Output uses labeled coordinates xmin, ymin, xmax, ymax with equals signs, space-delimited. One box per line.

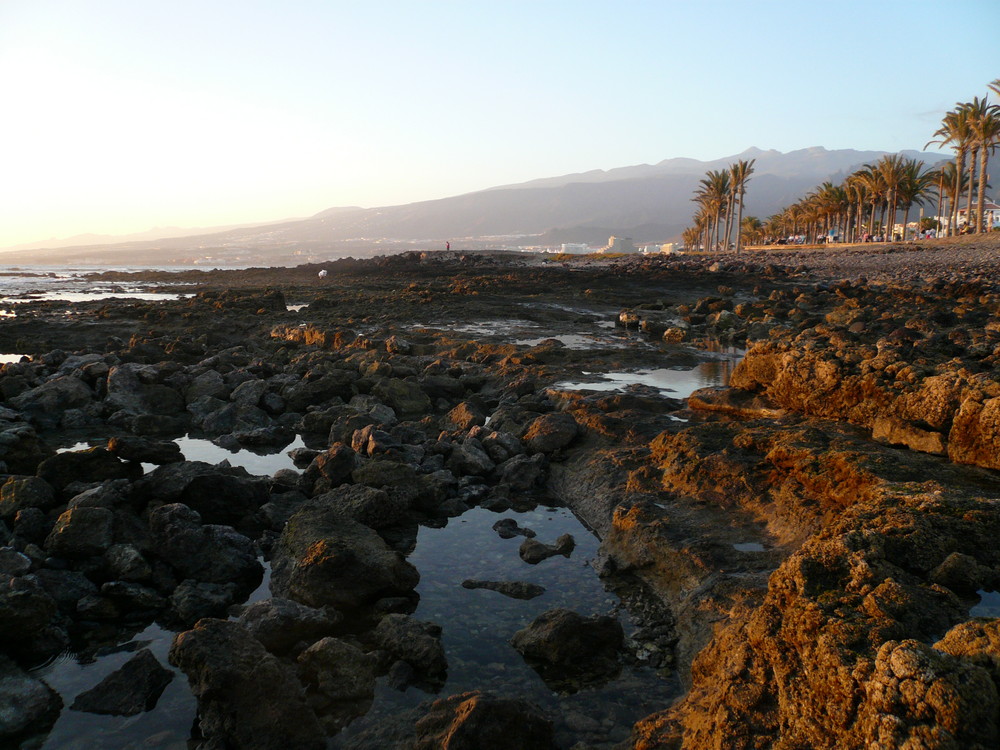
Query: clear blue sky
xmin=1 ymin=0 xmax=997 ymax=247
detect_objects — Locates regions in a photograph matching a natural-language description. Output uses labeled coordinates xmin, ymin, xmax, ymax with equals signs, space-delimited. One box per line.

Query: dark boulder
xmin=169 ymin=618 xmax=325 ymax=750
xmin=413 ymin=691 xmax=555 ymax=750
xmin=70 ymin=648 xmax=173 ymax=716
xmin=510 ymin=608 xmax=623 ymax=692
xmin=269 ymin=499 xmax=419 ymax=610
xmin=37 ymin=447 xmax=141 ymax=493
xmin=238 ymin=597 xmax=341 ymax=655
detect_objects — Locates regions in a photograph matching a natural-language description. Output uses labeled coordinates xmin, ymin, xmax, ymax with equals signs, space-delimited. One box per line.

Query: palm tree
xmin=730 ymin=159 xmax=756 ymax=253
xmin=896 ymin=158 xmax=938 ymax=238
xmin=927 ymin=106 xmax=973 ymax=235
xmin=692 ymin=169 xmax=731 ymax=251
xmin=740 ymin=215 xmax=764 ymax=247
xmin=967 ymin=97 xmax=1000 ymax=232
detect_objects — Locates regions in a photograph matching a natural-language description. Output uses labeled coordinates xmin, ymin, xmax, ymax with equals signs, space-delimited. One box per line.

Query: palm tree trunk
xmin=735 ymin=191 xmax=746 ymax=254
xmin=965 ymin=147 xmax=977 ymax=232
xmin=976 ymin=147 xmax=989 ymax=233
xmin=951 ymin=151 xmax=965 ymax=236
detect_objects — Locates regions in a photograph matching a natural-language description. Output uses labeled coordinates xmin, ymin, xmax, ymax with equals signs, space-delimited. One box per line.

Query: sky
xmin=1 ymin=0 xmax=998 ymax=249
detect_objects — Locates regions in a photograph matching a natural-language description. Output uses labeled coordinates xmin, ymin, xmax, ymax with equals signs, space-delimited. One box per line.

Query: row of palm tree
xmin=684 ymin=79 xmax=1000 ymax=248
xmin=684 ymin=158 xmax=755 ymax=253
xmin=927 ymin=80 xmax=1000 ymax=235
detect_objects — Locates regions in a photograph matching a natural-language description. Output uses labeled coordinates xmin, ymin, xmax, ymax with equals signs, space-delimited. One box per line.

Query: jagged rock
xmin=0 ymin=654 xmax=61 ymax=739
xmin=36 ymin=447 xmax=141 ymax=492
xmin=136 ymin=461 xmax=269 ymax=531
xmin=461 ymin=579 xmax=545 ymax=600
xmin=312 ymin=484 xmax=410 ymax=530
xmin=9 ymin=375 xmax=93 ymax=429
xmin=0 ymin=476 xmax=57 ymax=521
xmin=44 ymin=506 xmax=115 ymax=558
xmin=372 ymin=378 xmax=432 ymax=419
xmin=445 ymin=401 xmax=487 ymax=430
xmin=496 ymin=453 xmax=546 ymax=490
xmin=269 ymin=498 xmax=419 ymax=610
xmin=412 ymin=691 xmax=555 ymax=750
xmin=0 ymin=573 xmax=59 ymax=648
xmin=510 ymin=608 xmax=623 ymax=691
xmin=281 ymin=371 xmax=356 ymax=413
xmin=297 ymin=637 xmax=375 ymax=731
xmin=70 ymin=648 xmax=173 ymax=716
xmin=107 ymin=435 xmax=184 ymax=464
xmin=185 ymin=370 xmax=230 ymax=405
xmin=522 ymin=412 xmax=579 ymax=453
xmin=103 ymin=543 xmax=152 ymax=582
xmin=301 ymin=443 xmax=356 ymax=492
xmin=147 ymin=503 xmax=262 ymax=595
xmin=0 ymin=548 xmax=31 ymax=577
xmin=448 ymin=438 xmax=495 ymax=476
xmin=169 ymin=618 xmax=325 ymax=750
xmin=371 ymin=614 xmax=447 ymax=687
xmin=170 ymin=580 xmax=238 ymax=626
xmin=238 ymin=597 xmax=341 ymax=654
xmin=518 ymin=534 xmax=575 ymax=564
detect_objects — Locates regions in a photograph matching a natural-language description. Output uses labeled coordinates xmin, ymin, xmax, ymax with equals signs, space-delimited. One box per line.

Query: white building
xmin=560 ymin=243 xmax=593 ymax=254
xmin=600 ymin=236 xmax=637 ymax=254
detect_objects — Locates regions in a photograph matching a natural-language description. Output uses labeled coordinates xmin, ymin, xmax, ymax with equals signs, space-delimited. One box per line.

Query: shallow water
xmin=32 ymin=438 xmax=678 ymax=749
xmin=556 ymin=354 xmax=743 ymax=400
xmin=970 ymin=590 xmax=1000 ymax=618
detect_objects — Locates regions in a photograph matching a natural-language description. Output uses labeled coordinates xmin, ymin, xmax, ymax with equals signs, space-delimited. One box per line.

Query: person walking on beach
xmin=446 ymin=241 xmax=450 ymax=251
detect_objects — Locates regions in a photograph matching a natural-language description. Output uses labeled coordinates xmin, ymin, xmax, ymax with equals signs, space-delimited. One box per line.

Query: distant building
xmin=601 ymin=236 xmax=637 ymax=254
xmin=560 ymin=243 xmax=592 ymax=254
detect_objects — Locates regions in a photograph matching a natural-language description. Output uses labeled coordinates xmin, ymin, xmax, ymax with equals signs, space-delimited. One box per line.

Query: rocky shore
xmin=1 ymin=236 xmax=999 ymax=749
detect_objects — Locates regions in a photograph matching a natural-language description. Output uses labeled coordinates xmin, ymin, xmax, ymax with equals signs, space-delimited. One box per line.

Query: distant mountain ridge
xmin=2 ymin=146 xmax=962 ymax=266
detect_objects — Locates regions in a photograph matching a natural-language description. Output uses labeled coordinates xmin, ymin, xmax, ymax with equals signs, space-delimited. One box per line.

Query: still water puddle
xmin=556 ymin=356 xmax=742 ymax=400
xmin=34 ymin=440 xmax=677 ymax=749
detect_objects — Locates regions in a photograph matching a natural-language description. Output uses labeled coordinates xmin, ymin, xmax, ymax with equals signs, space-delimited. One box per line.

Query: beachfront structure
xmin=560 ymin=243 xmax=593 ymax=255
xmin=932 ymin=199 xmax=1000 ymax=235
xmin=601 ymin=236 xmax=637 ymax=254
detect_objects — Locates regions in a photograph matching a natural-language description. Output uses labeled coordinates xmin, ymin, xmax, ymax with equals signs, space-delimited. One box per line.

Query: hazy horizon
xmin=2 ymin=0 xmax=997 ymax=249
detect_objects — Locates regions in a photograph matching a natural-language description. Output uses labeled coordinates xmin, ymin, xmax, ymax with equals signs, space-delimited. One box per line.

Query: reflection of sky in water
xmin=515 ymin=332 xmax=648 ymax=350
xmin=334 ymin=506 xmax=678 ymax=748
xmin=556 ymin=357 xmax=742 ymax=400
xmin=1 ymin=291 xmax=189 ymax=303
xmin=971 ymin=590 xmax=1000 ymax=618
xmin=58 ymin=434 xmax=304 ymax=476
xmin=0 ymin=354 xmax=28 ymax=363
xmin=35 ymin=449 xmax=677 ymax=749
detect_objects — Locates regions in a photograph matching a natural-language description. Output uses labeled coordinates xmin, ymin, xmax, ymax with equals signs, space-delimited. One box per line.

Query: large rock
xmin=281 ymin=371 xmax=356 ymax=413
xmin=372 ymin=378 xmax=432 ymax=419
xmin=169 ymin=618 xmax=325 ymax=750
xmin=107 ymin=435 xmax=183 ymax=464
xmin=269 ymin=499 xmax=419 ymax=610
xmin=105 ymin=363 xmax=184 ymax=416
xmin=0 ymin=654 xmax=61 ymax=740
xmin=70 ymin=648 xmax=173 ymax=716
xmin=147 ymin=503 xmax=262 ymax=595
xmin=36 ymin=447 xmax=141 ymax=492
xmin=412 ymin=691 xmax=555 ymax=750
xmin=0 ymin=574 xmax=59 ymax=651
xmin=237 ymin=597 xmax=341 ymax=654
xmin=510 ymin=608 xmax=623 ymax=691
xmin=311 ymin=484 xmax=410 ymax=530
xmin=8 ymin=375 xmax=92 ymax=429
xmin=371 ymin=614 xmax=447 ymax=686
xmin=44 ymin=506 xmax=116 ymax=558
xmin=136 ymin=461 xmax=269 ymax=531
xmin=0 ymin=476 xmax=57 ymax=521
xmin=522 ymin=413 xmax=580 ymax=453
xmin=296 ymin=637 xmax=375 ymax=731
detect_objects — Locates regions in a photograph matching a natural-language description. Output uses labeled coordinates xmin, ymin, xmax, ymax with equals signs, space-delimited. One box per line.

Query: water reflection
xmin=556 ymin=355 xmax=743 ymax=400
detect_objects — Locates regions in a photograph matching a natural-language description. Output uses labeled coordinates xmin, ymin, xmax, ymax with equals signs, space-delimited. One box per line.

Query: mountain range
xmin=2 ymin=146 xmax=962 ymax=266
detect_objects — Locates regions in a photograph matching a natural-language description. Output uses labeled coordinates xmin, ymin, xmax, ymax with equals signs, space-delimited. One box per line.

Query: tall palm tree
xmin=730 ymin=159 xmax=756 ymax=253
xmin=927 ymin=106 xmax=973 ymax=235
xmin=967 ymin=97 xmax=1000 ymax=232
xmin=896 ymin=158 xmax=938 ymax=238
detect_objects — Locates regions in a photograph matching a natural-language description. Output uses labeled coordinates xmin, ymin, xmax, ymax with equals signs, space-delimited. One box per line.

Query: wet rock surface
xmin=4 ymin=238 xmax=1000 ymax=748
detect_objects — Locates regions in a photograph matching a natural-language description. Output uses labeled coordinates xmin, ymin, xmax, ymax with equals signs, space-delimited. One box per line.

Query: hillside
xmin=2 ymin=147 xmax=959 ymax=266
